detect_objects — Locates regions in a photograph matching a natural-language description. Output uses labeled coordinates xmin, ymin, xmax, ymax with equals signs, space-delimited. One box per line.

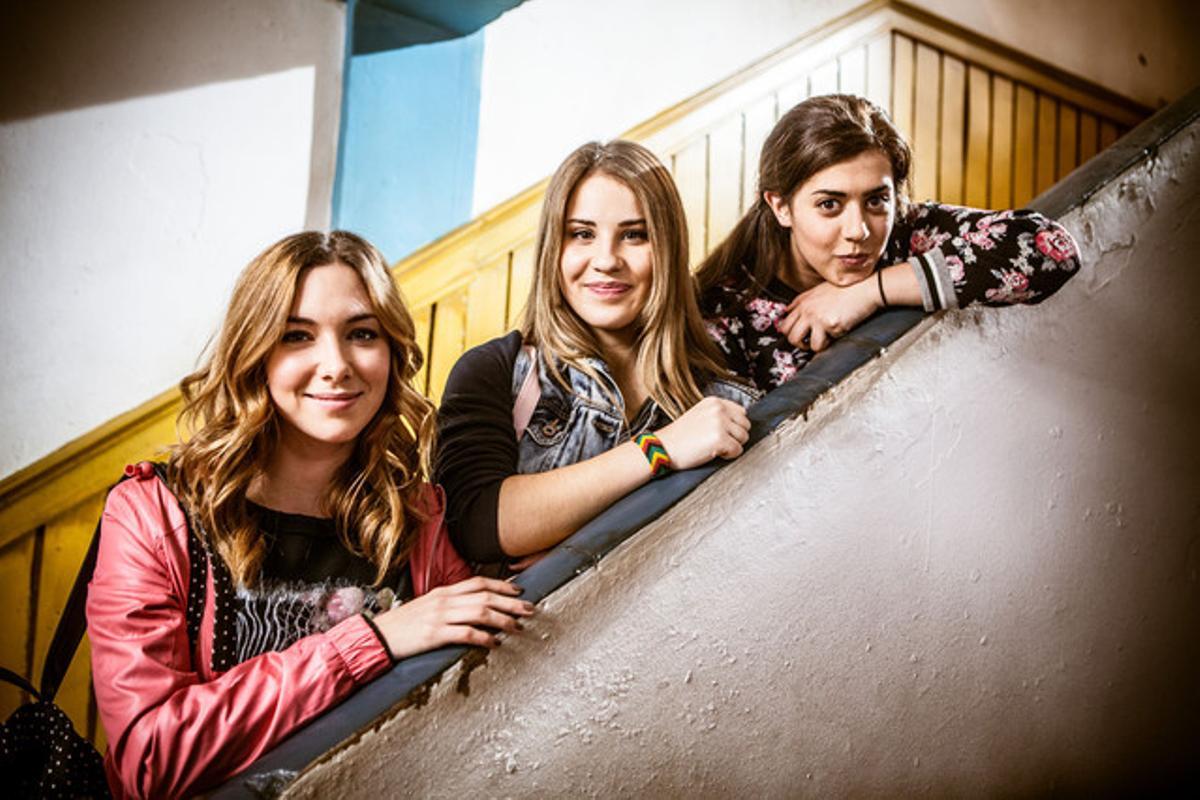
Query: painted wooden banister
xmin=0 ymin=0 xmax=1150 ymax=746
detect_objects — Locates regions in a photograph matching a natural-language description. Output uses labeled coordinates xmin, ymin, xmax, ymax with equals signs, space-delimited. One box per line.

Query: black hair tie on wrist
xmin=876 ymin=268 xmax=890 ymax=308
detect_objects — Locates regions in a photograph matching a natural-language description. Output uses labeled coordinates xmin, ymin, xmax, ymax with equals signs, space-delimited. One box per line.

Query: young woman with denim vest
xmin=697 ymin=94 xmax=1081 ymax=391
xmin=436 ymin=141 xmax=757 ymax=565
xmin=87 ymin=232 xmax=533 ymax=799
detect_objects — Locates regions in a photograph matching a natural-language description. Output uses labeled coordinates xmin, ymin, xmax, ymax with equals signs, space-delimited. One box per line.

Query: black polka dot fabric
xmin=0 ymin=695 xmax=110 ymax=798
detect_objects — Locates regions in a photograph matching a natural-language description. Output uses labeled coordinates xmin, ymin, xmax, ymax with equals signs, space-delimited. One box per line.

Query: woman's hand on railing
xmin=657 ymin=397 xmax=751 ymax=469
xmin=778 ymin=263 xmax=923 ymax=352
xmin=371 ymin=576 xmax=535 ymax=658
xmin=777 ymin=277 xmax=881 ymax=352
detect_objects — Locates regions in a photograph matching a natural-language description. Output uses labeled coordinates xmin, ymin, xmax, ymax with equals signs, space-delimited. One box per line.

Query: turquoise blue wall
xmin=333 ymin=29 xmax=484 ymax=263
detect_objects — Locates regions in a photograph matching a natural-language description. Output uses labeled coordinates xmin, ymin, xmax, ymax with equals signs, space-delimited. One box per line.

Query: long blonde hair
xmin=169 ymin=231 xmax=436 ymax=587
xmin=520 ymin=140 xmax=727 ymax=418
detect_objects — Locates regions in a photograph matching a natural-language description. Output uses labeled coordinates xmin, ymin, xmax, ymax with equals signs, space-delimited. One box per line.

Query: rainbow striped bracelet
xmin=634 ymin=432 xmax=672 ymax=478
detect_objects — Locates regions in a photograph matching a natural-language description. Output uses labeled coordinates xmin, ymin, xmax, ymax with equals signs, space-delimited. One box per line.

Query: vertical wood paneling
xmin=672 ymin=137 xmax=708 ymax=268
xmin=465 ymin=256 xmax=509 ymax=350
xmin=507 ymin=241 xmax=536 ymax=328
xmin=891 ymin=34 xmax=915 ymax=144
xmin=1099 ymin=119 xmax=1119 ymax=150
xmin=427 ymin=290 xmax=466 ymax=403
xmin=939 ymin=55 xmax=966 ymax=204
xmin=0 ymin=533 xmax=36 ymax=718
xmin=777 ymin=78 xmax=807 ymax=115
xmin=964 ymin=65 xmax=991 ymax=207
xmin=1013 ymin=85 xmax=1037 ymax=206
xmin=707 ymin=115 xmax=744 ymax=253
xmin=810 ymin=58 xmax=839 ymax=96
xmin=410 ymin=306 xmax=432 ymax=395
xmin=865 ymin=34 xmax=892 ymax=112
xmin=838 ymin=47 xmax=867 ymax=97
xmin=36 ymin=496 xmax=106 ymax=735
xmin=1078 ymin=112 xmax=1099 ymax=163
xmin=742 ymin=95 xmax=776 ymax=212
xmin=989 ymin=76 xmax=1014 ymax=208
xmin=1057 ymin=105 xmax=1079 ymax=180
xmin=1035 ymin=93 xmax=1058 ymax=196
xmin=911 ymin=44 xmax=941 ymax=202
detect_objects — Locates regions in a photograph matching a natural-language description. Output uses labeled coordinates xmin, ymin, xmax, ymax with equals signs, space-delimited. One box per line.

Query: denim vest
xmin=511 ymin=348 xmax=759 ymax=474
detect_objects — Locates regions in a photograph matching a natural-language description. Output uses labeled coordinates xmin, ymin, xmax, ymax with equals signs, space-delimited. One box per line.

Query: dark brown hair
xmin=695 ymin=94 xmax=912 ymax=296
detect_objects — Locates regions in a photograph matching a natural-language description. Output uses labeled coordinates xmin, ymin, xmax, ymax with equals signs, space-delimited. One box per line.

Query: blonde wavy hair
xmin=521 ymin=140 xmax=728 ymax=418
xmin=169 ymin=230 xmax=435 ymax=588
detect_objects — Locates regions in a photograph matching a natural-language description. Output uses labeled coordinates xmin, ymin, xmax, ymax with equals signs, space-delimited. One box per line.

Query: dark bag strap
xmin=39 ymin=463 xmax=183 ymax=702
xmin=0 ymin=665 xmax=40 ymax=700
xmin=38 ymin=507 xmax=107 ymax=703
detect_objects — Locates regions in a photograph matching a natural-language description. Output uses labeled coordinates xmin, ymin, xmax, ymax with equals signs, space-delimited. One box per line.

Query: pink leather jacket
xmin=87 ymin=464 xmax=472 ymax=799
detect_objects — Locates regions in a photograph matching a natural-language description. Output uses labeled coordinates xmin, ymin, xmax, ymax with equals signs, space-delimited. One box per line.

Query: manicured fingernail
xmin=523 ymin=602 xmax=535 ymax=613
xmin=515 ymin=621 xmax=525 ymax=631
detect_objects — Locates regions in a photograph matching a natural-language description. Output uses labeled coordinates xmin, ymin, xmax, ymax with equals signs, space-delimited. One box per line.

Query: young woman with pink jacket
xmin=87 ymin=231 xmax=532 ymax=799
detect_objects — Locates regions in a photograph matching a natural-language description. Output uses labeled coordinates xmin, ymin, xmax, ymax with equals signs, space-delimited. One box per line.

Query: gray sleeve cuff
xmin=909 ymin=251 xmax=959 ymax=312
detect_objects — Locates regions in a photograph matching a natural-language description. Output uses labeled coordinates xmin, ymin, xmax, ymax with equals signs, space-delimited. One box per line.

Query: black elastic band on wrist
xmin=360 ymin=613 xmax=397 ymax=664
xmin=876 ymin=268 xmax=890 ymax=308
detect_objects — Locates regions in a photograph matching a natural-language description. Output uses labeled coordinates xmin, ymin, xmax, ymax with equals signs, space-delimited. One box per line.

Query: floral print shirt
xmin=701 ymin=202 xmax=1081 ymax=392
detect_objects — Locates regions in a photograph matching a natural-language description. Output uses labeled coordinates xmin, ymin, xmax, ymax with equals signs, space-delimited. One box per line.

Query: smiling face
xmin=265 ymin=262 xmax=390 ymax=457
xmin=765 ymin=149 xmax=897 ymax=290
xmin=559 ymin=171 xmax=654 ymax=350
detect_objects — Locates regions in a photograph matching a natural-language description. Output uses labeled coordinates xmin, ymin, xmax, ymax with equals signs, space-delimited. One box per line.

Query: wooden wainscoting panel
xmin=777 ymin=73 xmax=809 ymax=114
xmin=465 ymin=255 xmax=510 ymax=351
xmin=939 ymin=53 xmax=966 ymax=204
xmin=891 ymin=33 xmax=915 ymax=144
xmin=1035 ymin=92 xmax=1059 ymax=196
xmin=672 ymin=137 xmax=709 ymax=269
xmin=507 ymin=241 xmax=536 ymax=329
xmin=911 ymin=42 xmax=941 ymax=202
xmin=411 ymin=305 xmax=432 ymax=396
xmin=1058 ymin=104 xmax=1079 ymax=180
xmin=427 ymin=291 xmax=467 ymax=404
xmin=1099 ymin=119 xmax=1119 ymax=150
xmin=990 ymin=75 xmax=1015 ymax=208
xmin=0 ymin=532 xmax=36 ymax=717
xmin=1013 ymin=84 xmax=1037 ymax=206
xmin=865 ymin=34 xmax=892 ymax=112
xmin=35 ymin=495 xmax=106 ymax=739
xmin=810 ymin=58 xmax=840 ymax=96
xmin=742 ymin=95 xmax=777 ymax=212
xmin=964 ymin=64 xmax=991 ymax=207
xmin=707 ymin=114 xmax=745 ymax=253
xmin=1078 ymin=111 xmax=1099 ymax=163
xmin=838 ymin=45 xmax=867 ymax=97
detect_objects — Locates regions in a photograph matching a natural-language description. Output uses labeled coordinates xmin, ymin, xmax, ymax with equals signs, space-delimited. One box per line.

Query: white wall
xmin=0 ymin=0 xmax=345 ymax=479
xmin=471 ymin=0 xmax=1200 ymax=215
xmin=288 ymin=116 xmax=1200 ymax=796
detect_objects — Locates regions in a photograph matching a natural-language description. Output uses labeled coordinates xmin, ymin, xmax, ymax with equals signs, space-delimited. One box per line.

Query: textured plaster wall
xmin=288 ymin=122 xmax=1200 ymax=796
xmin=471 ymin=0 xmax=1199 ymax=215
xmin=0 ymin=0 xmax=345 ymax=478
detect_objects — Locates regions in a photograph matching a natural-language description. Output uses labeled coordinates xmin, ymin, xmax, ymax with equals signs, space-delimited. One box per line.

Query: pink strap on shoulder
xmin=513 ymin=345 xmax=541 ymax=441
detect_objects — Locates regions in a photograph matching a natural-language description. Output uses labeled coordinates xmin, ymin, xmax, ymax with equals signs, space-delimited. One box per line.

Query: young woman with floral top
xmin=436 ymin=141 xmax=756 ymax=566
xmin=88 ymin=231 xmax=532 ymax=799
xmin=696 ymin=94 xmax=1081 ymax=391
